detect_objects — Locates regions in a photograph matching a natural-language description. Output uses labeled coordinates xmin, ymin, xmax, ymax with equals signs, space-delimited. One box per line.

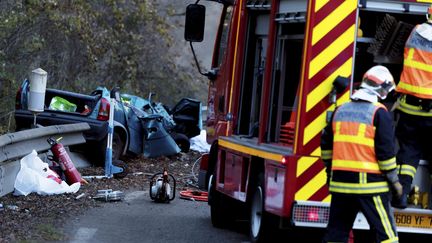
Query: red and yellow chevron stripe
xmin=294 ymin=0 xmax=357 ymax=202
xmin=295 ymin=154 xmax=331 ymax=202
xmin=295 ymin=0 xmax=432 ymax=203
xmin=299 ymin=0 xmax=355 ymax=155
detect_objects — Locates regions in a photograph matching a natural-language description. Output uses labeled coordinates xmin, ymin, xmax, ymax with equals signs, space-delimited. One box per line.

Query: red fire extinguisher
xmin=47 ymin=137 xmax=87 ymax=185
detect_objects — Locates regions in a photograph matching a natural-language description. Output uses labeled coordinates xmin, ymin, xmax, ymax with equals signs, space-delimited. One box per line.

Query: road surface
xmin=61 ymin=190 xmax=431 ymax=243
xmin=62 ymin=190 xmax=250 ymax=243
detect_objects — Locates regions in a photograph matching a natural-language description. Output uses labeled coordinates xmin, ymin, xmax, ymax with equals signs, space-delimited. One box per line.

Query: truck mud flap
xmin=141 ymin=115 xmax=180 ymax=158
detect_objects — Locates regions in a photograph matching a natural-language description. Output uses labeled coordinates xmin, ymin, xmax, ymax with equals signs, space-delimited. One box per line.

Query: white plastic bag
xmin=14 ymin=150 xmax=80 ymax=196
xmin=190 ymin=130 xmax=211 ymax=153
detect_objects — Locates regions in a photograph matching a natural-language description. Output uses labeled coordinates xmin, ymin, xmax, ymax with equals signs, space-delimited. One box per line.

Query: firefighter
xmin=391 ymin=5 xmax=432 ymax=209
xmin=321 ymin=65 xmax=402 ymax=243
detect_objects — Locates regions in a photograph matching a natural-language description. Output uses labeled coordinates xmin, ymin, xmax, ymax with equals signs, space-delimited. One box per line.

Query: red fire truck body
xmin=186 ymin=0 xmax=432 ymax=241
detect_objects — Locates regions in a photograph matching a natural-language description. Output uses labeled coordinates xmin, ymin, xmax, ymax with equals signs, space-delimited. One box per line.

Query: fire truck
xmin=184 ymin=0 xmax=432 ymax=242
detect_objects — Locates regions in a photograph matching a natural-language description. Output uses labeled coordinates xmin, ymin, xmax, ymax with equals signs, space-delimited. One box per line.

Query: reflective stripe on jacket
xmin=396 ymin=24 xmax=432 ymax=99
xmin=330 ymin=101 xmax=390 ymax=194
xmin=396 ymin=95 xmax=432 ymax=117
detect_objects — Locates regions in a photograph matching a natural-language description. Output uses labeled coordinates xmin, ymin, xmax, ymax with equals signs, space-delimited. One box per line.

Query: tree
xmin=0 ymin=0 xmax=207 ymax=125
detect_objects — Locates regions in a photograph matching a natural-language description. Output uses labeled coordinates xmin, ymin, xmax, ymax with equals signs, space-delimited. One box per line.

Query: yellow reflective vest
xmin=397 ymin=24 xmax=432 ymax=99
xmin=329 ymin=101 xmax=392 ymax=194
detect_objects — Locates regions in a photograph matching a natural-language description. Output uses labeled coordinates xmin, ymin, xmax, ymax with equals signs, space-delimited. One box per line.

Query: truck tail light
xmin=307 ymin=208 xmax=320 ymax=222
xmin=292 ymin=202 xmax=330 ymax=228
xmin=97 ymin=98 xmax=110 ymax=121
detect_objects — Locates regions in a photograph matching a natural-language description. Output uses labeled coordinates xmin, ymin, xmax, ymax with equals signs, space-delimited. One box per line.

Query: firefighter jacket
xmin=320 ymin=100 xmax=397 ymax=195
xmin=397 ymin=23 xmax=432 ymax=100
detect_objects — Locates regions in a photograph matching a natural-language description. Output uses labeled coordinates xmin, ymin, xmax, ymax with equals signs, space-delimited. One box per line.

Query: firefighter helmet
xmin=360 ymin=65 xmax=395 ymax=100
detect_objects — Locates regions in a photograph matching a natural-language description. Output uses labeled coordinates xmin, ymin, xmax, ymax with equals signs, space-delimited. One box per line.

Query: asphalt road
xmin=61 ymin=190 xmax=432 ymax=243
xmin=62 ymin=190 xmax=250 ymax=243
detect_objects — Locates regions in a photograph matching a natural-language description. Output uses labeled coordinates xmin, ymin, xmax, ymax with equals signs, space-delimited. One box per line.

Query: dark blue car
xmin=15 ymin=80 xmax=202 ymax=163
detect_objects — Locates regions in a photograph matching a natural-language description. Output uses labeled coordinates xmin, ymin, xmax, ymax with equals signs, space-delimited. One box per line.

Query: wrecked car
xmin=15 ymin=79 xmax=202 ymax=163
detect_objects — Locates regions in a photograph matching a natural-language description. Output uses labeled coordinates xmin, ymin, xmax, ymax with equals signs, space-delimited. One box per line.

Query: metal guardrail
xmin=0 ymin=122 xmax=90 ymax=197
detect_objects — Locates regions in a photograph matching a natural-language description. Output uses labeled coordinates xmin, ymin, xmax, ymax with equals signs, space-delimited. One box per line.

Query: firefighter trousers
xmin=323 ymin=193 xmax=398 ymax=243
xmin=395 ymin=112 xmax=432 ymax=194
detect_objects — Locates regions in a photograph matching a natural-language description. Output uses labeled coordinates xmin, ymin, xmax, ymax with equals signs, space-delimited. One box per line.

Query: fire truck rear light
xmin=281 ymin=157 xmax=287 ymax=164
xmin=307 ymin=208 xmax=319 ymax=221
xmin=292 ymin=201 xmax=330 ymax=228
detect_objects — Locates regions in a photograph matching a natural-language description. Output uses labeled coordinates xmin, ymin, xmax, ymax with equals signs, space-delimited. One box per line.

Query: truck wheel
xmin=209 ymin=174 xmax=235 ymax=228
xmin=205 ymin=142 xmax=218 ymax=191
xmin=209 ymin=174 xmax=225 ymax=227
xmin=113 ymin=160 xmax=128 ymax=179
xmin=250 ymin=174 xmax=271 ymax=243
xmin=172 ymin=133 xmax=190 ymax=153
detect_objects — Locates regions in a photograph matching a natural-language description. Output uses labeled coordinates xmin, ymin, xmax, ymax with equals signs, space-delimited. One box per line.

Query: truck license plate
xmin=394 ymin=212 xmax=432 ymax=229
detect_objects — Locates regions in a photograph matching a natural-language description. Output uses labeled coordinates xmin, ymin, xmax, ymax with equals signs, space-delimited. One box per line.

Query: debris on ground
xmin=179 ymin=189 xmax=208 ymax=202
xmin=0 ymin=150 xmax=203 ymax=242
xmin=14 ymin=150 xmax=80 ymax=196
xmin=92 ymin=189 xmax=125 ymax=202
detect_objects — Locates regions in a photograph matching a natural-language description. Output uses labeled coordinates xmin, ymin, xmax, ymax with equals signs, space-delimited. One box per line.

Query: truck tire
xmin=209 ymin=173 xmax=235 ymax=228
xmin=209 ymin=174 xmax=225 ymax=227
xmin=205 ymin=142 xmax=218 ymax=190
xmin=250 ymin=173 xmax=272 ymax=243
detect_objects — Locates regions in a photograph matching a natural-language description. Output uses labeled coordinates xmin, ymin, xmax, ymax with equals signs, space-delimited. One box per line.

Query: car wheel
xmin=112 ymin=132 xmax=124 ymax=161
xmin=96 ymin=132 xmax=124 ymax=166
xmin=113 ymin=160 xmax=128 ymax=179
xmin=172 ymin=133 xmax=190 ymax=153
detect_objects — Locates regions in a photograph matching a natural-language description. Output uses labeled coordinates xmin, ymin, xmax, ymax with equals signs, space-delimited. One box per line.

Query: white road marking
xmin=70 ymin=227 xmax=97 ymax=243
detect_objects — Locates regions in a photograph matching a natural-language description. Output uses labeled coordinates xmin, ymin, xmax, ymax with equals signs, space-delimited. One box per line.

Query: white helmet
xmin=360 ymin=65 xmax=395 ymax=100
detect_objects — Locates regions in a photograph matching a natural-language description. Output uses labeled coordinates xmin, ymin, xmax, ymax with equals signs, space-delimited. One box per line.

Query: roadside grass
xmin=35 ymin=223 xmax=64 ymax=241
